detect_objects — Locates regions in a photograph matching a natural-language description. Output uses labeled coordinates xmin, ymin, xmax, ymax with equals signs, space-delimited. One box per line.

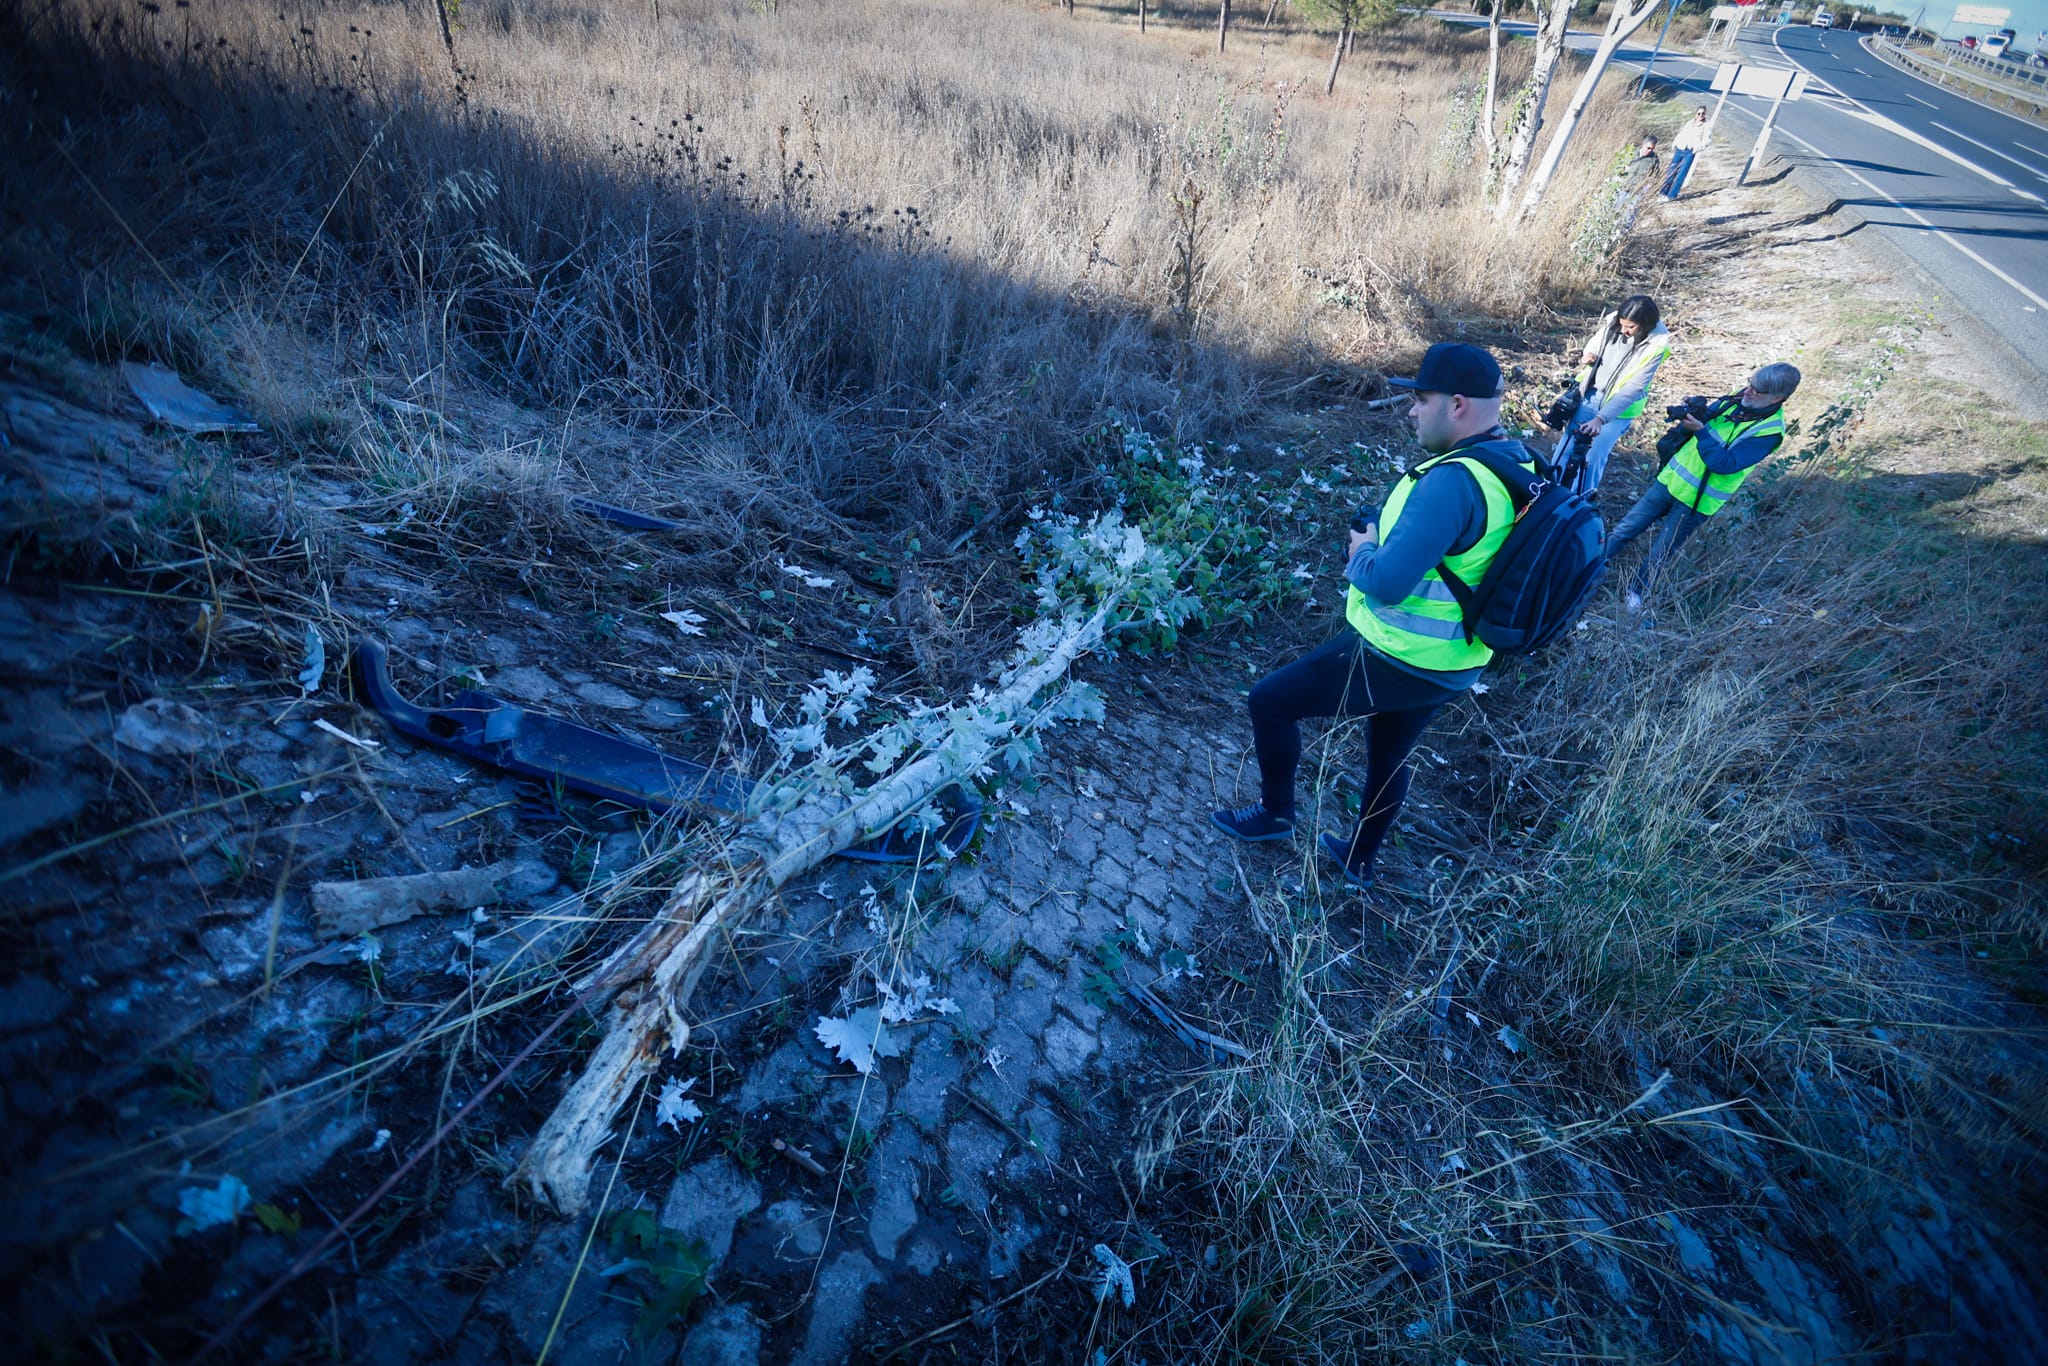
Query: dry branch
xmin=515 ymin=600 xmax=1119 ymax=1212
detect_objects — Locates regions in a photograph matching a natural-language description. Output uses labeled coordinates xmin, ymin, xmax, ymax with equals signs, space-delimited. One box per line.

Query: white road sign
xmin=1950 ymin=5 xmax=2011 ymax=23
xmin=1712 ymin=63 xmax=1813 ymax=99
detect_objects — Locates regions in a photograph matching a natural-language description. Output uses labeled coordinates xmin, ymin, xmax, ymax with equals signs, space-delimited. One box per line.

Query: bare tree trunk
xmin=1492 ymin=0 xmax=1574 ymax=217
xmin=432 ymin=0 xmax=457 ymax=64
xmin=1481 ymin=0 xmax=1505 ymax=161
xmin=1264 ymin=0 xmax=1284 ymax=24
xmin=1517 ymin=0 xmax=1665 ymax=218
xmin=1324 ymin=14 xmax=1353 ymax=96
xmin=1218 ymin=0 xmax=1231 ymax=53
xmin=513 ymin=601 xmax=1122 ymax=1213
xmin=1140 ymin=0 xmax=1147 ymax=33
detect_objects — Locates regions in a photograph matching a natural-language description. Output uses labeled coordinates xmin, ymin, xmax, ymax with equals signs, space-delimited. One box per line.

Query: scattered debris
xmin=296 ymin=625 xmax=325 ymax=695
xmin=876 ymin=972 xmax=960 ymax=1023
xmin=120 ymin=361 xmax=261 ymax=434
xmin=772 ymin=1138 xmax=830 ymax=1178
xmin=175 ymin=1175 xmax=252 ymax=1234
xmin=311 ymin=717 xmax=380 ymax=750
xmin=1496 ymin=1025 xmax=1530 ymax=1055
xmin=309 ymin=858 xmax=556 ymax=938
xmin=352 ymin=639 xmax=980 ymax=862
xmin=1125 ymin=978 xmax=1250 ymax=1064
xmin=113 ymin=698 xmax=214 ymax=755
xmin=569 ymin=495 xmax=687 ymax=532
xmin=1093 ymin=1243 xmax=1136 ymax=1307
xmin=779 ymin=560 xmax=836 ymax=589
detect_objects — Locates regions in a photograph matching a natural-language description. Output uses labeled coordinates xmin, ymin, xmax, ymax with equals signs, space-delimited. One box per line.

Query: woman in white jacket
xmin=1559 ymin=294 xmax=1671 ymax=497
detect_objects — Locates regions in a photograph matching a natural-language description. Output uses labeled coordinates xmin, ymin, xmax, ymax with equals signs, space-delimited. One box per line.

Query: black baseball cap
xmin=1385 ymin=342 xmax=1503 ymax=399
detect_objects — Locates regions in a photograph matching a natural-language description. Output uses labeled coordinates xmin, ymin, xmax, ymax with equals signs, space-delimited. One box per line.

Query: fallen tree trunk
xmin=515 ymin=598 xmax=1120 ymax=1212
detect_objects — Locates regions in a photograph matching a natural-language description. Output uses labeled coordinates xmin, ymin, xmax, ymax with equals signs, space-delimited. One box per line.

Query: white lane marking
xmin=1763 ymin=118 xmax=2048 ymax=313
xmin=1769 ymin=25 xmax=2048 ymax=212
xmin=1931 ymin=120 xmax=2048 ymax=183
xmin=1906 ymin=92 xmax=1939 ymax=108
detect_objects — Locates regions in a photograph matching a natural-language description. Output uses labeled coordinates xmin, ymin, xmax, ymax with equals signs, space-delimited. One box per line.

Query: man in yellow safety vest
xmin=1603 ymin=362 xmax=1801 ymax=612
xmin=1211 ymin=342 xmax=1535 ymax=890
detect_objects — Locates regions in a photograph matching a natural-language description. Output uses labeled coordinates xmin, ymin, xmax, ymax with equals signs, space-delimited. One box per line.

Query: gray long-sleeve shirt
xmin=1343 ymin=435 xmax=1527 ymax=687
xmin=1580 ymin=318 xmax=1671 ymax=425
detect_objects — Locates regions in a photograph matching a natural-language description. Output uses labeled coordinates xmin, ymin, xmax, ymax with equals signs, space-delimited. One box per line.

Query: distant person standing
xmin=1663 ymin=107 xmax=1710 ymax=199
xmin=1557 ymin=295 xmax=1671 ymax=498
xmin=1603 ymin=362 xmax=1801 ymax=612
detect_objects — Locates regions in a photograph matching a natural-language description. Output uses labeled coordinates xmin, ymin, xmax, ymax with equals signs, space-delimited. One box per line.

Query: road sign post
xmin=1636 ymin=0 xmax=1687 ymax=95
xmin=1706 ymin=64 xmax=1810 ymax=184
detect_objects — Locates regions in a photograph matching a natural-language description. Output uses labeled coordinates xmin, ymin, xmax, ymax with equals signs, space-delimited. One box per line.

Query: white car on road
xmin=1811 ymin=8 xmax=1833 ymax=28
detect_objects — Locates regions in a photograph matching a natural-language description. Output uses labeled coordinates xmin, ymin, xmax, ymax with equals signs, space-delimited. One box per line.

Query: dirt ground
xmin=4 ymin=120 xmax=2045 ymax=1364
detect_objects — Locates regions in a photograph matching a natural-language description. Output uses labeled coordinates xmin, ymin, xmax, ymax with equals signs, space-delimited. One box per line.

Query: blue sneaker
xmin=1211 ymin=804 xmax=1295 ymax=843
xmin=1318 ymin=833 xmax=1377 ymax=891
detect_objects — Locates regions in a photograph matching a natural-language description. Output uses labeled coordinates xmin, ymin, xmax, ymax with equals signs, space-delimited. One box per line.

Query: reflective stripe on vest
xmin=1343 ymin=448 xmax=1525 ymax=672
xmin=1655 ymin=407 xmax=1784 ymax=516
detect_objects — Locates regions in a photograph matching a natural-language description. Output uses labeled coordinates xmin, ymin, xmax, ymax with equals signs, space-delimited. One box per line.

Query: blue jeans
xmin=1602 ymin=482 xmax=1707 ymax=596
xmin=1661 ymin=147 xmax=1696 ymax=199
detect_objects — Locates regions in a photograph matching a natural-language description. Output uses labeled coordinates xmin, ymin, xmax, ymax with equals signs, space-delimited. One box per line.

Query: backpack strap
xmin=1415 ymin=441 xmax=1542 ymax=643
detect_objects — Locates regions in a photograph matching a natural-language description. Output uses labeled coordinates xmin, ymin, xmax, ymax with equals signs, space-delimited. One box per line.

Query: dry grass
xmin=5 ymin=0 xmax=1643 ymax=565
xmin=1119 ymin=315 xmax=2048 ymax=1361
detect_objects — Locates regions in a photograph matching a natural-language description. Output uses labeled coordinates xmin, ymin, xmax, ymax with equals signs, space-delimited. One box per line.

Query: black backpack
xmin=1417 ymin=440 xmax=1608 ymax=655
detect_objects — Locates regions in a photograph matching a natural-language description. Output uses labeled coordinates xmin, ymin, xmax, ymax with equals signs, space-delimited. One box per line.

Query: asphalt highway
xmin=1661 ymin=25 xmax=2048 ymax=382
xmin=1432 ymin=12 xmax=2048 ymax=384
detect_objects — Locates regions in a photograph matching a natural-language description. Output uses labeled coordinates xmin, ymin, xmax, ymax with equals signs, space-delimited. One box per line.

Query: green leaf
xmin=252 ymin=1203 xmax=301 ymax=1235
xmin=634 ymin=1239 xmax=715 ymax=1343
xmin=1082 ymin=970 xmax=1125 ymax=1007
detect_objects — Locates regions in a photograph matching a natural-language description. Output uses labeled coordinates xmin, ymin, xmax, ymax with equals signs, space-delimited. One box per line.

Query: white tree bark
xmin=514 ymin=601 xmax=1120 ymax=1213
xmin=1516 ymin=0 xmax=1668 ymax=219
xmin=1481 ymin=0 xmax=1506 ymax=161
xmin=1492 ymin=0 xmax=1575 ymax=219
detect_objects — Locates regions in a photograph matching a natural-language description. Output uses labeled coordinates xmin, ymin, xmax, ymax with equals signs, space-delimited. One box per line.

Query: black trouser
xmin=1246 ymin=632 xmax=1454 ymax=873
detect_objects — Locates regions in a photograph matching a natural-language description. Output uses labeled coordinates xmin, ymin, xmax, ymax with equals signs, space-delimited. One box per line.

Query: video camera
xmin=1539 ymin=381 xmax=1583 ymax=432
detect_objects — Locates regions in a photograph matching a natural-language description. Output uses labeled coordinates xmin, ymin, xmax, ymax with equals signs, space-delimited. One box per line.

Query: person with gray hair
xmin=1603 ymin=361 xmax=1801 ymax=611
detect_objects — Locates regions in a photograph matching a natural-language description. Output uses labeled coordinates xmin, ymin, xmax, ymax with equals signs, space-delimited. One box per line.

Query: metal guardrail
xmin=1872 ymin=36 xmax=2048 ymax=123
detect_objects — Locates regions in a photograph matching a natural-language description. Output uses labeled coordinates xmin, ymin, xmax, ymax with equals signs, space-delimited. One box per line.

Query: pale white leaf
xmin=660 ymin=608 xmax=708 ymax=637
xmin=814 ymin=1008 xmax=902 ymax=1075
xmin=656 ymin=1076 xmax=704 ymax=1130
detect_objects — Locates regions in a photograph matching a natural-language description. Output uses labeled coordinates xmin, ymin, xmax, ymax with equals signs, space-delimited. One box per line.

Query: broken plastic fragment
xmin=298 ymin=625 xmax=325 ymax=695
xmin=176 ymin=1175 xmax=252 ymax=1234
xmin=122 ymin=361 xmax=261 ymax=434
xmin=1093 ymin=1243 xmax=1137 ymax=1307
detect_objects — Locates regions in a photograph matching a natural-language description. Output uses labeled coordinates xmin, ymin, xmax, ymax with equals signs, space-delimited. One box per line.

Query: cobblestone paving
xmin=676 ymin=702 xmax=1288 ymax=1362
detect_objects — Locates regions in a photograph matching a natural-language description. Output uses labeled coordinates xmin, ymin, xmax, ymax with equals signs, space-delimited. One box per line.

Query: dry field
xmin=10 ymin=0 xmax=1645 ymax=553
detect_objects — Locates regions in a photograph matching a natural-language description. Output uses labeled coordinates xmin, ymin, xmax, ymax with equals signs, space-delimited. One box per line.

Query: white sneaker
xmin=1624 ymin=590 xmax=1644 ymax=614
